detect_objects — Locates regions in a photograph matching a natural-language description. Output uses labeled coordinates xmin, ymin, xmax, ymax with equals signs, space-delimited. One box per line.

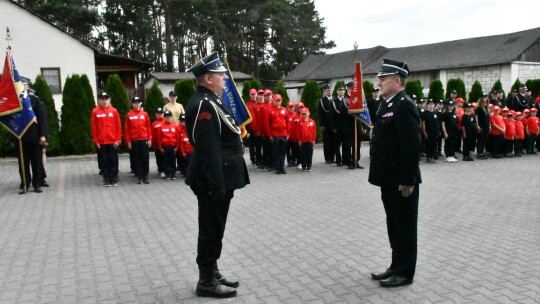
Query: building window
xmin=41 ymin=68 xmax=61 ymax=94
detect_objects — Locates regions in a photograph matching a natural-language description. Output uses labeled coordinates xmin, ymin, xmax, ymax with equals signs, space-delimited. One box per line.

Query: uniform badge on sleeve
xmin=198 ymin=112 xmax=212 ymax=120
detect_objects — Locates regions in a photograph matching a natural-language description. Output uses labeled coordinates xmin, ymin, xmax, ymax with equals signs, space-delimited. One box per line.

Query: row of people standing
xmin=91 ymin=91 xmax=193 ymax=187
xmin=418 ymin=92 xmax=540 ymax=163
xmin=246 ymin=89 xmax=317 ymax=173
xmin=318 ymin=82 xmax=371 ymax=169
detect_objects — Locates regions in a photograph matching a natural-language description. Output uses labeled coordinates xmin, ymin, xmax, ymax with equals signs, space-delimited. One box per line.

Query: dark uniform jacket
xmin=184 ymin=86 xmax=249 ymax=196
xmin=331 ymin=96 xmax=345 ymax=132
xmin=22 ymin=94 xmax=49 ymax=142
xmin=318 ymin=95 xmax=333 ymax=128
xmin=369 ymin=90 xmax=421 ymax=187
xmin=367 ymin=97 xmax=382 ymax=124
xmin=512 ymin=94 xmax=531 ymax=112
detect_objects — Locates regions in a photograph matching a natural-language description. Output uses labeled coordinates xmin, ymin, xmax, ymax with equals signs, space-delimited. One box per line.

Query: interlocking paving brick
xmin=0 ymin=146 xmax=539 ymax=303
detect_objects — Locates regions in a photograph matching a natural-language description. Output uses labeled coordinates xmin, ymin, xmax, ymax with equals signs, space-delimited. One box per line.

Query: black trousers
xmin=300 ymin=142 xmax=313 ymax=169
xmin=18 ymin=140 xmax=44 ymax=189
xmin=272 ymin=136 xmax=287 ymax=170
xmin=286 ymin=139 xmax=298 ymax=165
xmin=322 ymin=127 xmax=334 ymax=162
xmin=332 ymin=130 xmax=343 ymax=164
xmin=262 ymin=137 xmax=272 ymax=168
xmin=154 ymin=149 xmax=164 ymax=173
xmin=425 ymin=135 xmax=438 ymax=159
xmin=527 ymin=134 xmax=537 ymax=153
xmin=476 ymin=128 xmax=489 ymax=155
xmin=196 ymin=191 xmax=234 ymax=268
xmin=98 ymin=144 xmax=119 ymax=183
xmin=131 ymin=140 xmax=149 ymax=178
xmin=162 ymin=146 xmax=177 ymax=177
xmin=463 ymin=131 xmax=476 ymax=158
xmin=444 ymin=134 xmax=457 ymax=157
xmin=505 ymin=139 xmax=514 ymax=155
xmin=380 ymin=184 xmax=419 ymax=279
xmin=491 ymin=134 xmax=504 ymax=156
xmin=252 ymin=134 xmax=263 ymax=166
xmin=342 ymin=133 xmax=361 ymax=166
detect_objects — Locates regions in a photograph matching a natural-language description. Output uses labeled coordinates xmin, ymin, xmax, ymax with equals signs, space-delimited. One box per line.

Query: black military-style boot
xmin=195 ymin=265 xmax=237 ymax=298
xmin=215 ymin=263 xmax=239 ymax=288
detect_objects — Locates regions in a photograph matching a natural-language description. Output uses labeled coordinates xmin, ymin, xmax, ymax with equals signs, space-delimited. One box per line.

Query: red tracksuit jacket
xmin=156 ymin=121 xmax=180 ymax=150
xmin=91 ymin=105 xmax=122 ymax=145
xmin=297 ymin=118 xmax=316 ymax=143
xmin=124 ymin=109 xmax=152 ymax=144
xmin=267 ymin=105 xmax=289 ymax=137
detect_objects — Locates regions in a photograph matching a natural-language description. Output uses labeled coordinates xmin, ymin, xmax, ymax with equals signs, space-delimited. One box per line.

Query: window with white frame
xmin=41 ymin=68 xmax=61 ymax=94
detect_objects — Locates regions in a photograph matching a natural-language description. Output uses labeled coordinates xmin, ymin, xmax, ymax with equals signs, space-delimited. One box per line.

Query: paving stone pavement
xmin=0 ymin=144 xmax=539 ymax=304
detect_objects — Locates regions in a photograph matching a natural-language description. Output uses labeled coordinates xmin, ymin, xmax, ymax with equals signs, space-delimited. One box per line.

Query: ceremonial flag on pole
xmin=222 ymin=61 xmax=252 ymax=137
xmin=0 ymin=50 xmax=36 ymax=138
xmin=0 ymin=49 xmax=24 ymax=116
xmin=347 ymin=60 xmax=371 ymax=127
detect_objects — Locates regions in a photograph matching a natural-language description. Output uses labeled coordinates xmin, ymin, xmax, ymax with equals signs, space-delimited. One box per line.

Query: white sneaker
xmin=451 ymin=157 xmax=458 ymax=162
xmin=297 ymin=164 xmax=302 ymax=169
xmin=160 ymin=172 xmax=166 ymax=178
xmin=445 ymin=157 xmax=452 ymax=163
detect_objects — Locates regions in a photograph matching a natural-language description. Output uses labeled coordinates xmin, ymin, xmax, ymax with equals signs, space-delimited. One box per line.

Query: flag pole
xmin=18 ymin=139 xmax=27 ymax=194
xmin=6 ymin=27 xmax=12 ymax=50
xmin=353 ymin=41 xmax=359 ymax=167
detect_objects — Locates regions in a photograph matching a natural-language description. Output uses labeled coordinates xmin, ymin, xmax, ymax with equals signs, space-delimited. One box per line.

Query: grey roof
xmin=285 ymin=27 xmax=540 ymax=81
xmin=145 ymin=71 xmax=254 ymax=83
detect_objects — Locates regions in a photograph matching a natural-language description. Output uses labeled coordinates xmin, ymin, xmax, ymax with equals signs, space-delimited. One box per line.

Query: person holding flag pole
xmin=0 ymin=40 xmax=46 ymax=194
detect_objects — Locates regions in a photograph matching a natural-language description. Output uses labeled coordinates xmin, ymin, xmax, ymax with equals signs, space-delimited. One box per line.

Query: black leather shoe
xmin=195 ymin=282 xmax=237 ymax=298
xmin=137 ymin=178 xmax=143 ymax=184
xmin=216 ymin=272 xmax=239 ymax=288
xmin=379 ymin=275 xmax=413 ymax=287
xmin=34 ymin=187 xmax=43 ymax=193
xmin=41 ymin=181 xmax=50 ymax=187
xmin=371 ymin=269 xmax=394 ymax=281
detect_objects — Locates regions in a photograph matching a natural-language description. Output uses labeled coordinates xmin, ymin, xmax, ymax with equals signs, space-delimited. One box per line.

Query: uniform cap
xmin=377 ymin=58 xmax=409 ymax=78
xmin=463 ymin=103 xmax=472 ymax=108
xmin=506 ymin=111 xmax=514 ymax=117
xmin=438 ymin=99 xmax=445 ymax=104
xmin=155 ymin=107 xmax=164 ymax=114
xmin=519 ymin=83 xmax=527 ymax=89
xmin=482 ymin=92 xmax=489 ymax=97
xmin=531 ymin=108 xmax=538 ymax=112
xmin=164 ymin=110 xmax=173 ymax=117
xmin=131 ymin=96 xmax=140 ymax=103
xmin=373 ymin=87 xmax=380 ymax=92
xmin=450 ymin=89 xmax=458 ymax=94
xmin=523 ymin=109 xmax=531 ymax=113
xmin=249 ymin=88 xmax=257 ymax=95
xmin=257 ymin=89 xmax=264 ymax=95
xmin=516 ymin=111 xmax=522 ymax=116
xmin=301 ymin=107 xmax=310 ymax=114
xmin=169 ymin=90 xmax=177 ymax=97
xmin=287 ymin=101 xmax=295 ymax=107
xmin=447 ymin=100 xmax=455 ymax=106
xmin=297 ymin=102 xmax=305 ymax=108
xmin=455 ymin=97 xmax=464 ymax=103
xmin=337 ymin=85 xmax=346 ymax=90
xmin=346 ymin=81 xmax=354 ymax=88
xmin=179 ymin=113 xmax=186 ymax=121
xmin=501 ymin=107 xmax=509 ymax=112
xmin=273 ymin=94 xmax=282 ymax=101
xmin=98 ymin=92 xmax=110 ymax=99
xmin=263 ymin=89 xmax=272 ymax=96
xmin=186 ymin=52 xmax=227 ymax=77
xmin=427 ymin=99 xmax=435 ymax=104
xmin=322 ymin=84 xmax=331 ymax=90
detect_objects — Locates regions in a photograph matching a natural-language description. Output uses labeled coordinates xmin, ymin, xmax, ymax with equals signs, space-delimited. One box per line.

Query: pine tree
xmin=80 ymin=74 xmax=96 ymax=115
xmin=332 ymin=80 xmax=346 ymax=98
xmin=491 ymin=79 xmax=505 ymax=99
xmin=250 ymin=79 xmax=262 ymax=91
xmin=405 ymin=80 xmax=423 ymax=99
xmin=446 ymin=78 xmax=466 ymax=99
xmin=510 ymin=78 xmax=522 ymax=93
xmin=175 ymin=79 xmax=195 ymax=108
xmin=469 ymin=81 xmax=484 ymax=103
xmin=275 ymin=80 xmax=289 ymax=103
xmin=145 ymin=81 xmax=164 ymax=122
xmin=59 ymin=75 xmax=94 ymax=155
xmin=301 ymin=80 xmax=322 ymax=140
xmin=32 ymin=76 xmax=60 ymax=155
xmin=105 ymin=74 xmax=130 ymax=127
xmin=428 ymin=80 xmax=444 ymax=102
xmin=242 ymin=81 xmax=251 ymax=102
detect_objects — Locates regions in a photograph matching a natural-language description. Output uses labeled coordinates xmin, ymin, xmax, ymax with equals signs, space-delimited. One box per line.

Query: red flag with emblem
xmin=348 ymin=60 xmax=364 ymax=114
xmin=0 ymin=50 xmax=24 ymax=116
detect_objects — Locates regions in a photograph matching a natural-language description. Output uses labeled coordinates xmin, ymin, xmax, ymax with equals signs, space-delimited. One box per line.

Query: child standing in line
xmin=514 ymin=112 xmax=525 ymax=157
xmin=297 ymin=107 xmax=316 ymax=172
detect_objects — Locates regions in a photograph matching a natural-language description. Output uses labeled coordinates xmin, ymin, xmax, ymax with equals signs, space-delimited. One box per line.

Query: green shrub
xmin=175 ymin=79 xmax=195 ymax=108
xmin=275 ymin=80 xmax=289 ymax=103
xmin=362 ymin=80 xmax=375 ymax=100
xmin=59 ymin=75 xmax=94 ymax=155
xmin=105 ymin=74 xmax=130 ymax=126
xmin=428 ymin=80 xmax=444 ymax=101
xmin=491 ymin=79 xmax=505 ymax=99
xmin=32 ymin=76 xmax=60 ymax=155
xmin=145 ymin=81 xmax=164 ymax=122
xmin=446 ymin=78 xmax=466 ymax=99
xmin=301 ymin=80 xmax=322 ymax=141
xmin=469 ymin=81 xmax=483 ymax=103
xmin=405 ymin=80 xmax=423 ymax=99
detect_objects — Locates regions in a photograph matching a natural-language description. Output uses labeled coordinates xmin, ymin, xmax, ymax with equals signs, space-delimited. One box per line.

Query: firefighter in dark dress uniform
xmin=318 ymin=85 xmax=334 ymax=163
xmin=369 ymin=59 xmax=422 ymax=288
xmin=184 ymin=52 xmax=250 ymax=298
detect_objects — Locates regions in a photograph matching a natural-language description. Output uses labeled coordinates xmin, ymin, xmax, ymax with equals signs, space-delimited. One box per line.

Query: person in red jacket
xmin=177 ymin=113 xmax=190 ymax=176
xmin=267 ymin=94 xmax=289 ymax=174
xmin=489 ymin=106 xmax=505 ymax=158
xmin=297 ymin=107 xmax=316 ymax=172
xmin=515 ymin=112 xmax=525 ymax=157
xmin=151 ymin=108 xmax=166 ymax=177
xmin=245 ymin=88 xmax=258 ymax=166
xmin=125 ymin=97 xmax=152 ymax=184
xmin=525 ymin=108 xmax=539 ymax=154
xmin=156 ymin=110 xmax=180 ymax=180
xmin=260 ymin=90 xmax=274 ymax=170
xmin=504 ymin=111 xmax=516 ymax=157
xmin=251 ymin=90 xmax=265 ymax=168
xmin=91 ymin=92 xmax=122 ymax=187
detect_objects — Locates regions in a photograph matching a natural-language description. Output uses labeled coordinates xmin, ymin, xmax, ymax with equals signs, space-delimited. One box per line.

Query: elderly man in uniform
xmin=184 ymin=52 xmax=250 ymax=298
xmin=369 ymin=59 xmax=422 ymax=287
xmin=318 ymin=84 xmax=335 ymax=163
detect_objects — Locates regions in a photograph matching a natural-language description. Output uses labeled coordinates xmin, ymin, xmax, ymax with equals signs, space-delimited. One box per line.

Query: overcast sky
xmin=313 ymin=0 xmax=540 ymax=54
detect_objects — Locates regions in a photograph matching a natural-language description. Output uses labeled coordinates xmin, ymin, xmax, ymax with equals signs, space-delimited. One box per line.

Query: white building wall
xmin=1 ymin=0 xmax=97 ymax=113
xmin=444 ymin=64 xmax=513 ymax=94
xmin=516 ymin=62 xmax=540 ymax=83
